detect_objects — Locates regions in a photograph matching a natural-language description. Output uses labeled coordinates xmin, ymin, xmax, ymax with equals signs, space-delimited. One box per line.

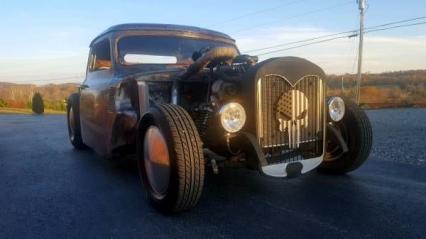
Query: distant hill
xmin=0 ymin=69 xmax=425 ymax=111
xmin=0 ymin=82 xmax=79 ymax=110
xmin=327 ymin=70 xmax=426 ymax=108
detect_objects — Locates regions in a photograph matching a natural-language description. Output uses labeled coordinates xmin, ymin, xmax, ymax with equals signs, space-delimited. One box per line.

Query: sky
xmin=0 ymin=0 xmax=425 ymax=84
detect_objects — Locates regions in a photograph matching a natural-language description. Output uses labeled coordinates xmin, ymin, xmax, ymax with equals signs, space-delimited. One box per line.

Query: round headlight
xmin=219 ymin=102 xmax=246 ymax=133
xmin=328 ymin=97 xmax=345 ymax=122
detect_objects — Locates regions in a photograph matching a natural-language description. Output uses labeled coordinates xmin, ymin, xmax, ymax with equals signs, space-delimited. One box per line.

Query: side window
xmin=89 ymin=39 xmax=112 ymax=72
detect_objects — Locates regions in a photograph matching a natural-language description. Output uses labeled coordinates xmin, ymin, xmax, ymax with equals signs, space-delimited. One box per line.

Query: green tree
xmin=32 ymin=92 xmax=44 ymax=114
xmin=0 ymin=98 xmax=8 ymax=107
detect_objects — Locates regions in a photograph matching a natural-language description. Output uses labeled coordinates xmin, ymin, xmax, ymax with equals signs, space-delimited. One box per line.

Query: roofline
xmin=90 ymin=23 xmax=235 ymax=46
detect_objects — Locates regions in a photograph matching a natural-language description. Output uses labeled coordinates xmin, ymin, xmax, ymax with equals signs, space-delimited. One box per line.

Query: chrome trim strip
xmin=316 ymin=79 xmax=323 ymax=132
xmin=171 ymin=81 xmax=178 ymax=104
xmin=261 ymin=156 xmax=323 ymax=178
xmin=292 ymin=89 xmax=296 ymax=148
xmin=263 ymin=74 xmax=322 ymax=87
xmin=256 ymin=78 xmax=263 ymax=139
xmin=262 ymin=139 xmax=317 ymax=148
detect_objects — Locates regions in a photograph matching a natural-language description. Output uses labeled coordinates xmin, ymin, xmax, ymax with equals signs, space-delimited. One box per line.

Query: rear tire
xmin=319 ymin=98 xmax=372 ymax=174
xmin=137 ymin=104 xmax=205 ymax=213
xmin=67 ymin=94 xmax=86 ymax=150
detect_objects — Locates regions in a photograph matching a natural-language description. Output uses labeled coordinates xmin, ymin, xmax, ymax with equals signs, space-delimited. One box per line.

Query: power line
xmin=245 ymin=16 xmax=426 ymax=54
xmin=255 ymin=21 xmax=426 ymax=56
xmin=365 ymin=16 xmax=426 ymax=30
xmin=207 ymin=0 xmax=309 ymax=28
xmin=231 ymin=1 xmax=353 ymax=35
xmin=364 ymin=21 xmax=426 ymax=34
xmin=256 ymin=34 xmax=352 ymax=56
xmin=245 ymin=30 xmax=357 ymax=53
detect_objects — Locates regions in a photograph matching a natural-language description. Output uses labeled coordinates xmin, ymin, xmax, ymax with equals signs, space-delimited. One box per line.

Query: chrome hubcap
xmin=143 ymin=126 xmax=170 ymax=199
xmin=69 ymin=107 xmax=75 ymax=141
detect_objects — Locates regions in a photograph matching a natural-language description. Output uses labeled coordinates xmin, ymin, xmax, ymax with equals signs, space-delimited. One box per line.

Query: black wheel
xmin=319 ymin=98 xmax=372 ymax=174
xmin=137 ymin=104 xmax=205 ymax=213
xmin=67 ymin=93 xmax=86 ymax=150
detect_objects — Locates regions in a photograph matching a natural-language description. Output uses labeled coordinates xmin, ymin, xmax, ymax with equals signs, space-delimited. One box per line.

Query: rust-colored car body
xmin=72 ymin=23 xmax=371 ymax=182
xmin=69 ymin=23 xmax=372 ymax=212
xmin=79 ymin=24 xmax=238 ymax=156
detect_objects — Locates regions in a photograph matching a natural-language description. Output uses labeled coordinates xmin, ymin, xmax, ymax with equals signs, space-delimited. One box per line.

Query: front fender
xmin=110 ymin=80 xmax=149 ymax=153
xmin=137 ymin=81 xmax=150 ymax=117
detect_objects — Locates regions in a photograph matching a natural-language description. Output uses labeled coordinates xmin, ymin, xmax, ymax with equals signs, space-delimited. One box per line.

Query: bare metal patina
xmin=66 ymin=23 xmax=373 ymax=212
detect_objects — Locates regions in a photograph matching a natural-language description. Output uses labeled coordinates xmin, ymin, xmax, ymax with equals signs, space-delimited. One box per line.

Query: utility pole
xmin=355 ymin=0 xmax=366 ymax=105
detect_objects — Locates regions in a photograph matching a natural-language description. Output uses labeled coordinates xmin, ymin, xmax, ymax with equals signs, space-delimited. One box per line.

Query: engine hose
xmin=180 ymin=47 xmax=238 ymax=79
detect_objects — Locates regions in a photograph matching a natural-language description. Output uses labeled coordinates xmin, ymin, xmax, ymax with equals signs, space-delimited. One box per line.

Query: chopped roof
xmin=91 ymin=23 xmax=234 ymax=46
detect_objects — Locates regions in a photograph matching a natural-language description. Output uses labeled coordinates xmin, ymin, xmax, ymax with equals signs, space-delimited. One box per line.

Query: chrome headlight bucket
xmin=328 ymin=97 xmax=345 ymax=122
xmin=219 ymin=102 xmax=246 ymax=133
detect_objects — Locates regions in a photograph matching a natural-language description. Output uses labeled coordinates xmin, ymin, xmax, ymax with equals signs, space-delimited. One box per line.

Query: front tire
xmin=67 ymin=94 xmax=86 ymax=150
xmin=319 ymin=98 xmax=373 ymax=174
xmin=138 ymin=104 xmax=205 ymax=213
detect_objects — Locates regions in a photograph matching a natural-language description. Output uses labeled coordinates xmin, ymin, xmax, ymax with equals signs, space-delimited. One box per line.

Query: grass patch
xmin=0 ymin=107 xmax=65 ymax=115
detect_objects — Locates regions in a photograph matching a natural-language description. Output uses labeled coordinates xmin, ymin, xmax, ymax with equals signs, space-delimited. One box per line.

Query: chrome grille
xmin=256 ymin=74 xmax=325 ymax=163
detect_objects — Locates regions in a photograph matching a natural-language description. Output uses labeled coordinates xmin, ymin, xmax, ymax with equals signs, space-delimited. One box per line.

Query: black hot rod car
xmin=67 ymin=24 xmax=372 ymax=212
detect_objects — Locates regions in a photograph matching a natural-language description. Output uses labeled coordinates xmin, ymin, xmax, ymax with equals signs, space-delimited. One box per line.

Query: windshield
xmin=118 ymin=35 xmax=237 ymax=66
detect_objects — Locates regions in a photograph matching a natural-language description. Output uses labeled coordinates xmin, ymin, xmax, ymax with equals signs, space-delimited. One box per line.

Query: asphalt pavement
xmin=0 ymin=108 xmax=425 ymax=239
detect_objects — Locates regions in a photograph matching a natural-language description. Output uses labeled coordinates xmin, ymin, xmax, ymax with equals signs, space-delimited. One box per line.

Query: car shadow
xmin=77 ymin=150 xmax=373 ymax=215
xmin=67 ymin=149 xmax=393 ymax=237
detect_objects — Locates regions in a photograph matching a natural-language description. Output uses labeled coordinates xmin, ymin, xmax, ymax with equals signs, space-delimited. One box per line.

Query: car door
xmin=80 ymin=37 xmax=114 ymax=154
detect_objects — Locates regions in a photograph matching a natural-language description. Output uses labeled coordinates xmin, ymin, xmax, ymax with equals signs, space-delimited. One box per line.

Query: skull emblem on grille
xmin=276 ymin=89 xmax=309 ymax=149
